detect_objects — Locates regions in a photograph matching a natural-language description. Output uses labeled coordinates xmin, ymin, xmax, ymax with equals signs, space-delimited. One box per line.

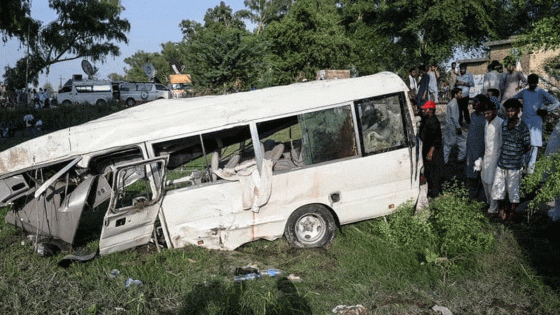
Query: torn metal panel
xmin=5 ymin=174 xmax=112 ymax=245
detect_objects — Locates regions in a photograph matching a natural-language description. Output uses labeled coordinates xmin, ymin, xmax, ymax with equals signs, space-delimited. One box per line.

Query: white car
xmin=118 ymin=82 xmax=171 ymax=106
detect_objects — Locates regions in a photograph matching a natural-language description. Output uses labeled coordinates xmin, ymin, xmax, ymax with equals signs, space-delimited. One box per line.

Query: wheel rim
xmin=295 ymin=213 xmax=326 ymax=245
xmin=127 ymin=99 xmax=134 ymax=106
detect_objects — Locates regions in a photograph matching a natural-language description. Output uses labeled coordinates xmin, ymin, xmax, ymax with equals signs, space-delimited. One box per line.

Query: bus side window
xmin=355 ymin=94 xmax=407 ymax=155
xmin=299 ymin=105 xmax=357 ymax=165
xmin=257 ymin=105 xmax=358 ymax=171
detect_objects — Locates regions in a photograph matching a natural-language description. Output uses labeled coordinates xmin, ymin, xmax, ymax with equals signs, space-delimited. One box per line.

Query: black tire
xmin=126 ymin=98 xmax=135 ymax=106
xmin=61 ymin=100 xmax=72 ymax=106
xmin=285 ymin=204 xmax=336 ymax=248
xmin=96 ymin=99 xmax=107 ymax=106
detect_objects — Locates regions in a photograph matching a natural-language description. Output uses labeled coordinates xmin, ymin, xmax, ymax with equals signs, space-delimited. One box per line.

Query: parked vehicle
xmin=0 ymin=72 xmax=421 ymax=255
xmin=169 ymin=74 xmax=193 ymax=98
xmin=56 ymin=78 xmax=114 ymax=106
xmin=118 ymin=82 xmax=171 ymax=106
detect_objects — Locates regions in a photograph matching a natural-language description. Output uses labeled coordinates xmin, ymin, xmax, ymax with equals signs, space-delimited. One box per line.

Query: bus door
xmin=99 ymin=157 xmax=167 ymax=255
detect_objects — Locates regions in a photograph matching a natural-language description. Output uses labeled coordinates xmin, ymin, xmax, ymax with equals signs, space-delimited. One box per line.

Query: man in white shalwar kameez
xmin=476 ymin=100 xmax=503 ymax=214
xmin=444 ymin=87 xmax=466 ymax=163
xmin=513 ymin=74 xmax=559 ymax=174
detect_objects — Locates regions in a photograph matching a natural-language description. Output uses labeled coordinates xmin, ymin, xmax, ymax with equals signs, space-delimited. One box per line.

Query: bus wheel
xmin=285 ymin=204 xmax=335 ymax=248
xmin=62 ymin=100 xmax=72 ymax=106
xmin=126 ymin=98 xmax=135 ymax=106
xmin=96 ymin=99 xmax=107 ymax=106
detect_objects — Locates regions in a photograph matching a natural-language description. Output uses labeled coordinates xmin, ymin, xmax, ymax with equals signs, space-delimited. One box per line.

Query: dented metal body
xmin=0 ymin=72 xmax=422 ymax=255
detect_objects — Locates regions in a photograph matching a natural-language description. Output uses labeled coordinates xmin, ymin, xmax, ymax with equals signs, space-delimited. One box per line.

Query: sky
xmin=0 ymin=0 xmax=252 ymax=89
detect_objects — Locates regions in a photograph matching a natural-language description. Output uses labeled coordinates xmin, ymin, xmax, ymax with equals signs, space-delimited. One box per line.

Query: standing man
xmin=428 ymin=64 xmax=439 ymax=103
xmin=466 ymin=95 xmax=488 ymax=201
xmin=455 ymin=63 xmax=475 ymax=126
xmin=482 ymin=60 xmax=501 ymax=97
xmin=500 ymin=56 xmax=526 ymax=102
xmin=416 ymin=65 xmax=430 ymax=111
xmin=513 ymin=74 xmax=560 ymax=174
xmin=492 ymin=99 xmax=531 ymax=221
xmin=477 ymin=99 xmax=503 ymax=215
xmin=419 ymin=100 xmax=444 ymax=198
xmin=408 ymin=67 xmax=418 ymax=99
xmin=448 ymin=62 xmax=458 ymax=89
xmin=443 ymin=87 xmax=466 ymax=164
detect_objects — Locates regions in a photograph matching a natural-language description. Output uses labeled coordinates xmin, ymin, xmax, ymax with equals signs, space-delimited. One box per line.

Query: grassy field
xmin=1 ymin=197 xmax=560 ymax=314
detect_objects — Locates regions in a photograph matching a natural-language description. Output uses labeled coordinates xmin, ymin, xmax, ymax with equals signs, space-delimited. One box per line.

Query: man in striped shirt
xmin=491 ymin=99 xmax=531 ymax=221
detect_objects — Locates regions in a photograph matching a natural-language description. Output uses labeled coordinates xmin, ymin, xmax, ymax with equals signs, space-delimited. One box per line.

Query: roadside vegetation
xmin=1 ymin=182 xmax=559 ymax=314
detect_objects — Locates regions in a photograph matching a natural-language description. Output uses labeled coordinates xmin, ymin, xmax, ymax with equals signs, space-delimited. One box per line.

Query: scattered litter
xmin=432 ymin=305 xmax=453 ymax=315
xmin=332 ymin=304 xmax=367 ymax=315
xmin=125 ymin=278 xmax=143 ymax=288
xmin=109 ymin=269 xmax=120 ymax=278
xmin=234 ymin=273 xmax=261 ymax=281
xmin=114 ymin=307 xmax=126 ymax=312
xmin=262 ymin=268 xmax=283 ymax=277
xmin=287 ymin=274 xmax=302 ymax=282
xmin=187 ymin=258 xmax=197 ymax=263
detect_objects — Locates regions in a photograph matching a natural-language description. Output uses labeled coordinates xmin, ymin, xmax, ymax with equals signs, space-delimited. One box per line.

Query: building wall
xmin=530 ymin=49 xmax=560 ymax=85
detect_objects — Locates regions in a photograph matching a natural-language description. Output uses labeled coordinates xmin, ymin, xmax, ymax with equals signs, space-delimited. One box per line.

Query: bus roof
xmin=0 ymin=72 xmax=408 ymax=177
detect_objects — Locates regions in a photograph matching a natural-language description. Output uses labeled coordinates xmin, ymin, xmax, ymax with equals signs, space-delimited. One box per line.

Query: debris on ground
xmin=124 ymin=278 xmax=143 ymax=288
xmin=432 ymin=305 xmax=453 ymax=315
xmin=332 ymin=304 xmax=367 ymax=315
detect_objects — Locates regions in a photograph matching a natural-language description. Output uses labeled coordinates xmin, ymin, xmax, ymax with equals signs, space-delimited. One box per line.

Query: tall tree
xmin=0 ymin=0 xmax=39 ymax=42
xmin=236 ymin=0 xmax=293 ymax=35
xmin=3 ymin=0 xmax=130 ymax=89
xmin=264 ymin=0 xmax=353 ymax=84
xmin=337 ymin=0 xmax=503 ymax=75
xmin=178 ymin=2 xmax=267 ymax=94
xmin=513 ymin=0 xmax=560 ymax=51
xmin=203 ymin=1 xmax=246 ymax=31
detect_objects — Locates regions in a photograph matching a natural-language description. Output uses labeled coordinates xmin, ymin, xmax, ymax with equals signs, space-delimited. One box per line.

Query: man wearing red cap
xmin=420 ymin=100 xmax=444 ymax=197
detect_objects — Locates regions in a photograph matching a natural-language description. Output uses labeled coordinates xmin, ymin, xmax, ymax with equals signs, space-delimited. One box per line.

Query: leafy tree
xmin=179 ymin=20 xmax=204 ymax=42
xmin=177 ymin=2 xmax=267 ymax=94
xmin=184 ymin=28 xmax=267 ymax=94
xmin=0 ymin=0 xmax=39 ymax=42
xmin=2 ymin=0 xmax=130 ymax=89
xmin=203 ymin=1 xmax=246 ymax=31
xmin=123 ymin=42 xmax=188 ymax=85
xmin=517 ymin=13 xmax=560 ymax=51
xmin=338 ymin=0 xmax=501 ymax=74
xmin=264 ymin=0 xmax=353 ymax=84
xmin=236 ymin=0 xmax=293 ymax=35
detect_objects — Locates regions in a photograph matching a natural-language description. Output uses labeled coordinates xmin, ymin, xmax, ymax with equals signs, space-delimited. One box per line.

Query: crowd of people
xmin=411 ymin=60 xmax=560 ymax=222
xmin=0 ymin=86 xmax=51 ymax=109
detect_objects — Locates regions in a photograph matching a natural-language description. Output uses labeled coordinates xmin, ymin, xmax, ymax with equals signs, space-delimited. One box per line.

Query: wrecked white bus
xmin=0 ymin=72 xmax=421 ymax=255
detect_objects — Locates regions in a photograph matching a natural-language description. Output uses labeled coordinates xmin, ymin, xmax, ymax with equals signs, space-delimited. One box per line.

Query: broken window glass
xmin=300 ymin=105 xmax=357 ymax=164
xmin=355 ymin=94 xmax=407 ymax=155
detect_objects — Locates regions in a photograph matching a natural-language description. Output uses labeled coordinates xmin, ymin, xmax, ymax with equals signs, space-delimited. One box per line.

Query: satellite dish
xmin=81 ymin=60 xmax=96 ymax=79
xmin=143 ymin=63 xmax=156 ymax=81
xmin=169 ymin=58 xmax=184 ymax=74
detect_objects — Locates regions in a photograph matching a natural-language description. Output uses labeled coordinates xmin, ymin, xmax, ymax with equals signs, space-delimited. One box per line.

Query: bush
xmin=428 ymin=188 xmax=495 ymax=257
xmin=378 ymin=185 xmax=495 ymax=262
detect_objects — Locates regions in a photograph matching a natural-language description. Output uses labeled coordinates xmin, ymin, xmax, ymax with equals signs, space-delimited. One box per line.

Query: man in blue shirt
xmin=491 ymin=99 xmax=531 ymax=221
xmin=513 ymin=74 xmax=559 ymax=174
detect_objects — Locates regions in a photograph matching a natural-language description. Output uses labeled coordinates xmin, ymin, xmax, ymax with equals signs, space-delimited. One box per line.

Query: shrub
xmin=378 ymin=185 xmax=495 ymax=262
xmin=428 ymin=188 xmax=495 ymax=257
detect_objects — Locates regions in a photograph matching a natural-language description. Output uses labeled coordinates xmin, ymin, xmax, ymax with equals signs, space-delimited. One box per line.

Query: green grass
xmin=1 ymin=200 xmax=560 ymax=314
